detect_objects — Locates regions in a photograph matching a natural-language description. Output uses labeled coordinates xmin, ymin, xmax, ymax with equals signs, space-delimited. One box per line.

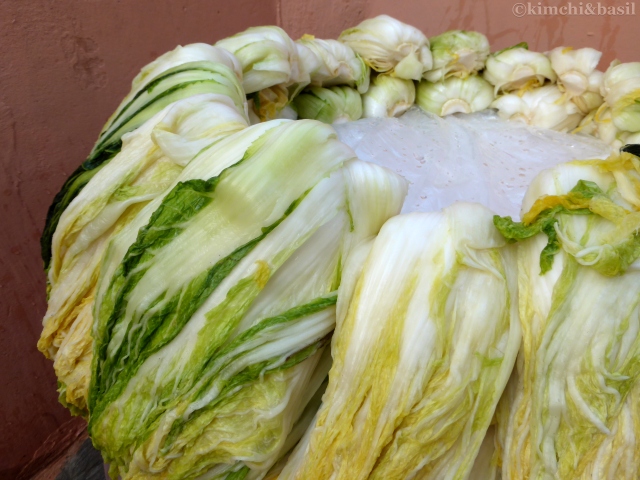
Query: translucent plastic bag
xmin=336 ymin=108 xmax=611 ymax=219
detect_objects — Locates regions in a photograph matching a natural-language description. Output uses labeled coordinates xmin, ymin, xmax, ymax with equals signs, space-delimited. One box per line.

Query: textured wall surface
xmin=0 ymin=1 xmax=275 ymax=477
xmin=278 ymin=0 xmax=369 ymax=40
xmin=279 ymin=0 xmax=636 ymax=66
xmin=1 ymin=0 xmax=636 ymax=477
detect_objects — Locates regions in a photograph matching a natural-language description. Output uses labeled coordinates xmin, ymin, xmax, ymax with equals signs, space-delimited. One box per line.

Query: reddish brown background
xmin=0 ymin=2 xmax=277 ymax=478
xmin=0 ymin=0 xmax=635 ymax=477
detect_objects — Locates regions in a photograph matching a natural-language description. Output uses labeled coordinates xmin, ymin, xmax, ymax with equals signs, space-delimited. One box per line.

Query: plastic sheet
xmin=336 ymin=107 xmax=612 ymax=219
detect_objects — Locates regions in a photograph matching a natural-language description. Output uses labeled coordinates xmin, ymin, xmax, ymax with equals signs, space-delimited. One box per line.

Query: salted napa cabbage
xmin=243 ymin=43 xmax=325 ymax=124
xmin=93 ymin=59 xmax=247 ymax=165
xmin=468 ymin=427 xmax=499 ymax=480
xmin=601 ymin=61 xmax=640 ymax=106
xmin=468 ymin=367 xmax=520 ymax=480
xmin=572 ymin=88 xmax=604 ymax=116
xmin=547 ymin=47 xmax=604 ymax=115
xmin=217 ymin=26 xmax=315 ymax=122
xmin=362 ymin=74 xmax=415 ymax=118
xmin=601 ymin=61 xmax=640 ymax=133
xmin=621 ymin=131 xmax=640 ymax=146
xmin=339 ymin=15 xmax=432 ymax=81
xmin=217 ymin=26 xmax=305 ymax=94
xmin=576 ymin=105 xmax=621 ymax=146
xmin=281 ymin=42 xmax=321 ymax=101
xmin=484 ymin=43 xmax=556 ymax=94
xmin=40 ymin=94 xmax=248 ymax=413
xmin=293 ymin=86 xmax=363 ymax=124
xmin=41 ymin=46 xmax=246 ymax=269
xmin=89 ymin=119 xmax=407 ymax=479
xmin=424 ymin=30 xmax=490 ymax=83
xmin=279 ymin=203 xmax=520 ymax=480
xmin=417 ymin=75 xmax=494 ymax=116
xmin=494 ymin=153 xmax=640 ymax=479
xmin=296 ymin=35 xmax=370 ymax=93
xmin=109 ymin=44 xmax=243 ymax=126
xmin=249 ymin=84 xmax=291 ymax=122
xmin=492 ymin=85 xmax=584 ymax=132
xmin=548 ymin=47 xmax=602 ymax=97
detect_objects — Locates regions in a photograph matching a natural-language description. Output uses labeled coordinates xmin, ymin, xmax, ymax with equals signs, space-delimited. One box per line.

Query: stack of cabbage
xmin=40 ymin=44 xmax=408 ymax=480
xmin=216 ymin=15 xmax=640 ymax=148
xmin=278 ymin=204 xmax=521 ymax=480
xmin=38 ymin=13 xmax=640 ymax=480
xmin=493 ymin=150 xmax=640 ymax=479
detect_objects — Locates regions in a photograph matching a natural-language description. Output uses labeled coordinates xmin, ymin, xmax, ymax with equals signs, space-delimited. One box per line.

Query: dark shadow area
xmin=56 ymin=440 xmax=105 ymax=480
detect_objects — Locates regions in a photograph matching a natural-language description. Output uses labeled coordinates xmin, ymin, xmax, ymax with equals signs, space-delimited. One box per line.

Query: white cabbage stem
xmin=417 ymin=75 xmax=494 ymax=116
xmin=339 ymin=15 xmax=432 ymax=80
xmin=424 ymin=30 xmax=490 ymax=83
xmin=484 ymin=45 xmax=556 ymax=93
xmin=548 ymin=46 xmax=602 ymax=97
xmin=492 ymin=84 xmax=584 ymax=132
xmin=296 ymin=35 xmax=370 ymax=93
xmin=362 ymin=74 xmax=415 ymax=118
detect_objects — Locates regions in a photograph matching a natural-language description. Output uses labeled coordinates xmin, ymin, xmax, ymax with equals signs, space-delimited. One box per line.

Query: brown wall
xmin=0 ymin=1 xmax=275 ymax=477
xmin=0 ymin=0 xmax=636 ymax=477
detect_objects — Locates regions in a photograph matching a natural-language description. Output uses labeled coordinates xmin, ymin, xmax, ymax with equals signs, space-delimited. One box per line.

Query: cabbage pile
xmin=38 ymin=15 xmax=640 ymax=480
